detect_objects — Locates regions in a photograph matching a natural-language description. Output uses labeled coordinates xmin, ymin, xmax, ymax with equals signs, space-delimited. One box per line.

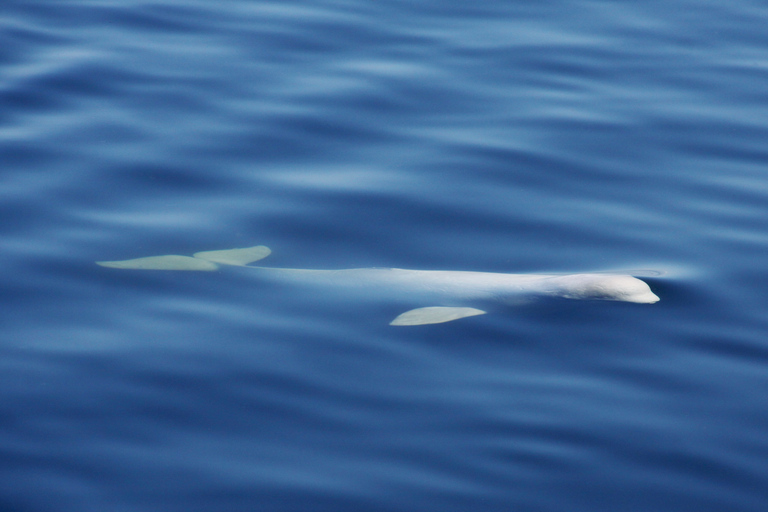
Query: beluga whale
xmin=97 ymin=245 xmax=659 ymax=326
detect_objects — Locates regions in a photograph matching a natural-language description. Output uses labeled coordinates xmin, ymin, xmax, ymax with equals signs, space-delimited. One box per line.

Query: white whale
xmin=97 ymin=245 xmax=659 ymax=325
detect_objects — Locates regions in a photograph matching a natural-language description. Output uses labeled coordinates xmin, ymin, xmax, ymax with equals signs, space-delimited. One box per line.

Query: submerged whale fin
xmin=390 ymin=306 xmax=487 ymax=326
xmin=193 ymin=246 xmax=271 ymax=266
xmin=96 ymin=245 xmax=271 ymax=271
xmin=96 ymin=255 xmax=218 ymax=271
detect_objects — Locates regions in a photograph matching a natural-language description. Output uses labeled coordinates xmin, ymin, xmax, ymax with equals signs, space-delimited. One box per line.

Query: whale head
xmin=547 ymin=274 xmax=659 ymax=303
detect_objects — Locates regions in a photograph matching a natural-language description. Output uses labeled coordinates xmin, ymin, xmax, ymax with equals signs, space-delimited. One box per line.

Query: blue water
xmin=2 ymin=0 xmax=768 ymax=510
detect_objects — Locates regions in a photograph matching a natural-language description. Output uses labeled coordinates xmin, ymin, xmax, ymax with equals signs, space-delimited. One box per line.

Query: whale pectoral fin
xmin=390 ymin=307 xmax=486 ymax=326
xmin=96 ymin=255 xmax=219 ymax=271
xmin=193 ymin=245 xmax=271 ymax=266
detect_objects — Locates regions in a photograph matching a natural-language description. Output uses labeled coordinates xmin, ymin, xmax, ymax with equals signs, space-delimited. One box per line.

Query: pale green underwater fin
xmin=96 ymin=255 xmax=218 ymax=271
xmin=390 ymin=306 xmax=487 ymax=326
xmin=193 ymin=245 xmax=271 ymax=266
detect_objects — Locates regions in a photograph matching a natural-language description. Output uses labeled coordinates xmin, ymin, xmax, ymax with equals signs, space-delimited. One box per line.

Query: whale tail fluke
xmin=193 ymin=246 xmax=271 ymax=266
xmin=97 ymin=245 xmax=271 ymax=271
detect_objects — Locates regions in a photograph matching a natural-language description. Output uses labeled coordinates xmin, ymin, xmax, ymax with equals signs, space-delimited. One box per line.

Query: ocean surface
xmin=2 ymin=1 xmax=768 ymax=510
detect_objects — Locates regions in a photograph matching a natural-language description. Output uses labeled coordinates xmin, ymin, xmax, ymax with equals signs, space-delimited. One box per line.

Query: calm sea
xmin=2 ymin=1 xmax=768 ymax=511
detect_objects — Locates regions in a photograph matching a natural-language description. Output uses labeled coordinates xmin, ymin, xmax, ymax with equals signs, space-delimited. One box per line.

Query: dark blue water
xmin=3 ymin=1 xmax=768 ymax=510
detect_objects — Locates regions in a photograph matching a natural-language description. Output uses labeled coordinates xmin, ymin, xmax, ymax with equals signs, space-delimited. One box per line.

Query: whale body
xmin=97 ymin=245 xmax=659 ymax=325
